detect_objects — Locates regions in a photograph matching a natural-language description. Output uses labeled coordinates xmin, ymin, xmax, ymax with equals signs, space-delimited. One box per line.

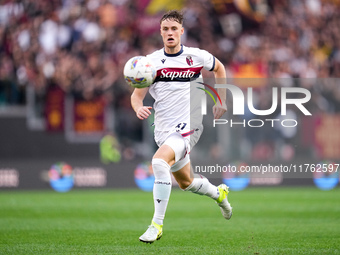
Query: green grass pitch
xmin=0 ymin=187 xmax=339 ymax=254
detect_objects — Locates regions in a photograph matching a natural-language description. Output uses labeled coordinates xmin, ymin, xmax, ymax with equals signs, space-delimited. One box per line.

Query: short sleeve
xmin=200 ymin=49 xmax=215 ymax=71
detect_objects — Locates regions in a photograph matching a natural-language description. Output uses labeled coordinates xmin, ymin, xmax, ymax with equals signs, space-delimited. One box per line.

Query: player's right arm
xmin=131 ymin=88 xmax=152 ymax=120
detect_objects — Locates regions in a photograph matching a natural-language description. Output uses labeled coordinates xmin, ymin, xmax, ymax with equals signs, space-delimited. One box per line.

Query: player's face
xmin=160 ymin=19 xmax=184 ymax=52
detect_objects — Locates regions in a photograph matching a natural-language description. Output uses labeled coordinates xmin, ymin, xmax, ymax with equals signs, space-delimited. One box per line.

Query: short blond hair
xmin=160 ymin=10 xmax=183 ymax=25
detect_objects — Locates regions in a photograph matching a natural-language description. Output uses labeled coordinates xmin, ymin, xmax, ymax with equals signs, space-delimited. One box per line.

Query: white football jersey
xmin=147 ymin=45 xmax=215 ymax=132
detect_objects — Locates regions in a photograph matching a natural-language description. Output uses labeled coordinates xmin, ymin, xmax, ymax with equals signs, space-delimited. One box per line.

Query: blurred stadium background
xmin=0 ymin=0 xmax=339 ymax=191
xmin=0 ymin=1 xmax=339 ymax=254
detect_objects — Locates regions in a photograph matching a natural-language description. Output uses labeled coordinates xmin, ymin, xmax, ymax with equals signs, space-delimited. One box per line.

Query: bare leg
xmin=173 ymin=162 xmax=220 ymax=200
xmin=171 ymin=162 xmax=193 ymax=189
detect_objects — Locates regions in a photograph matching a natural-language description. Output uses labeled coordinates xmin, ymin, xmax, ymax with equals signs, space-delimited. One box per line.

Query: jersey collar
xmin=164 ymin=45 xmax=183 ymax=57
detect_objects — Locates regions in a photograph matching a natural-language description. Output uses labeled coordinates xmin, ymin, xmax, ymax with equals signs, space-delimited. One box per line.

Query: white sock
xmin=151 ymin=158 xmax=171 ymax=226
xmin=184 ymin=174 xmax=219 ymax=200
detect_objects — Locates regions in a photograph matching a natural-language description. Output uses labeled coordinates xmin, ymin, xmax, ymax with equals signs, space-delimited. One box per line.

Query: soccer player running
xmin=131 ymin=10 xmax=232 ymax=243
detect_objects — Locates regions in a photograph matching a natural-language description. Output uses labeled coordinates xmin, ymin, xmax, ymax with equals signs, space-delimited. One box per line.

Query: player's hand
xmin=213 ymin=102 xmax=227 ymax=119
xmin=136 ymin=106 xmax=152 ymax=120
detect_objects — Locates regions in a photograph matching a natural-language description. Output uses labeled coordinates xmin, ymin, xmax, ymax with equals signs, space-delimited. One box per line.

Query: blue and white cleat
xmin=139 ymin=221 xmax=163 ymax=243
xmin=216 ymin=184 xmax=232 ymax=220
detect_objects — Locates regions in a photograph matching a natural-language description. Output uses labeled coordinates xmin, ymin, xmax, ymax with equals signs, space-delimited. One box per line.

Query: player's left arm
xmin=212 ymin=57 xmax=227 ymax=119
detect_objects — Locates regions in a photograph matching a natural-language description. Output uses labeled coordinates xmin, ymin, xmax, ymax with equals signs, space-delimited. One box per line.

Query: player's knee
xmin=151 ymin=158 xmax=171 ymax=180
xmin=177 ymin=179 xmax=192 ymax=190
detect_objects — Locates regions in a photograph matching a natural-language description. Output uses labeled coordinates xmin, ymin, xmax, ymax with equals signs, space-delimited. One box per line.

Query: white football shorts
xmin=154 ymin=123 xmax=203 ymax=172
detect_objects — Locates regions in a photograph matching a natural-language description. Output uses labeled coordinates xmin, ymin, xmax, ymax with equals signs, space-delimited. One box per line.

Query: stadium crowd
xmin=0 ymin=0 xmax=339 ymax=147
xmin=0 ymin=0 xmax=340 ymax=102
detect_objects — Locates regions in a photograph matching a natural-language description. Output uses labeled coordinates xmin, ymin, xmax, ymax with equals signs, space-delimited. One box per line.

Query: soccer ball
xmin=123 ymin=56 xmax=156 ymax=88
